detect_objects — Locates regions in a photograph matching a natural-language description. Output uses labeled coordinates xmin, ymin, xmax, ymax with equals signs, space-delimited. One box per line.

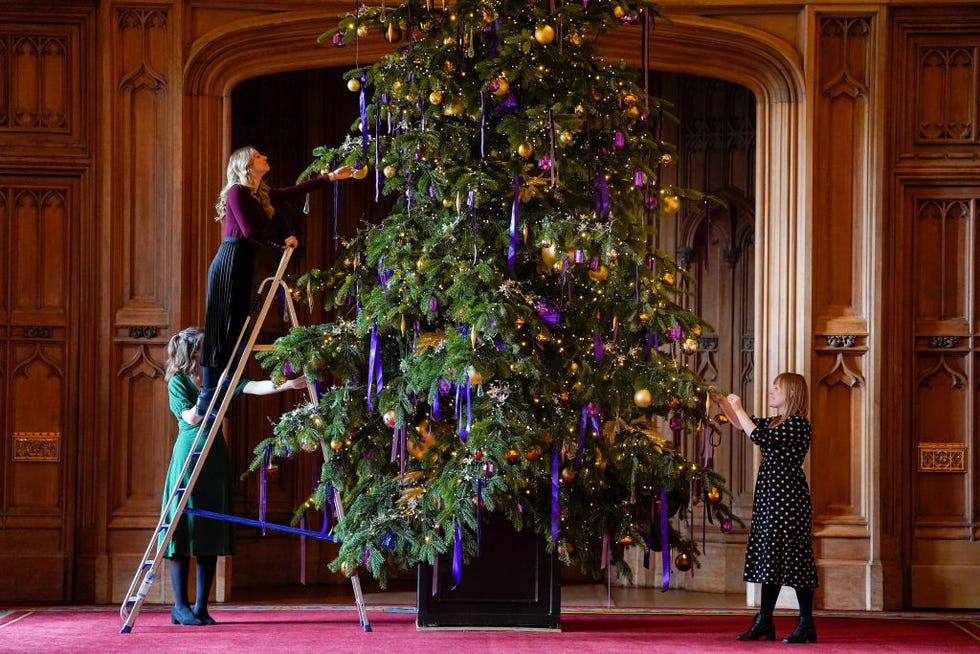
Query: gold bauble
xmin=634 ymin=388 xmax=652 ymax=408
xmin=662 ymin=195 xmax=681 ymax=214
xmin=692 ymin=324 xmax=702 ymax=337
xmin=682 ymin=337 xmax=698 ymax=354
xmin=517 ymin=142 xmax=534 ymax=158
xmin=525 ymin=448 xmax=542 ymax=461
xmin=707 ymin=486 xmax=721 ymax=505
xmin=352 ymin=165 xmax=369 ymax=180
xmin=662 ymin=271 xmax=676 ymax=285
xmin=492 ymin=77 xmax=510 ymax=96
xmin=347 ymin=78 xmax=361 ymax=92
xmin=534 ymin=24 xmax=555 ymax=44
xmin=330 ymin=438 xmax=343 ymax=451
xmin=385 ymin=23 xmax=402 ymax=43
xmin=383 ymin=165 xmax=396 ymax=178
xmin=613 ymin=6 xmax=626 ymax=18
xmin=588 ymin=264 xmax=609 ymax=281
xmin=568 ymin=32 xmax=582 ymax=46
xmin=660 ymin=153 xmax=673 ymax=165
xmin=383 ymin=410 xmax=397 ymax=427
xmin=356 ymin=24 xmax=369 ymax=38
xmin=506 ymin=449 xmax=520 ymax=462
xmin=468 ymin=366 xmax=483 ymax=385
xmin=428 ymin=90 xmax=443 ymax=105
xmin=674 ymin=552 xmax=693 ymax=572
xmin=541 ymin=242 xmax=557 ymax=266
xmin=559 ymin=130 xmax=574 ymax=144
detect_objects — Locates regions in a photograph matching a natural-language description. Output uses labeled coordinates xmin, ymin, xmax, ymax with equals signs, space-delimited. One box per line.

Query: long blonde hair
xmin=165 ymin=326 xmax=203 ymax=382
xmin=214 ymin=145 xmax=274 ymax=222
xmin=771 ymin=372 xmax=809 ymax=428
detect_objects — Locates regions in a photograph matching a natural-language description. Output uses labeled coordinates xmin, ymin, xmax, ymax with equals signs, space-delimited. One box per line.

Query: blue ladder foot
xmin=120 ymin=625 xmax=132 ymax=634
xmin=363 ymin=624 xmax=372 ymax=632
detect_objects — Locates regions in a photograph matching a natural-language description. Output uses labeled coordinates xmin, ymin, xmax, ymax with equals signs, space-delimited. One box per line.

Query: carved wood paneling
xmin=112 ymin=7 xmax=171 ymax=327
xmin=894 ymin=16 xmax=980 ymax=163
xmin=0 ymin=179 xmax=76 ymax=602
xmin=809 ymin=13 xmax=875 ymax=537
xmin=0 ymin=15 xmax=87 ymax=158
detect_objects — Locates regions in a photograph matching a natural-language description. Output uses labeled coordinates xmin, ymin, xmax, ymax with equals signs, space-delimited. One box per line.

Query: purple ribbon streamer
xmin=259 ymin=444 xmax=270 ymax=536
xmin=551 ymin=448 xmax=560 ymax=542
xmin=490 ymin=20 xmax=499 ymax=58
xmin=508 ymin=175 xmax=519 ymax=271
xmin=400 ymin=424 xmax=407 ymax=479
xmin=432 ymin=389 xmax=440 ymax=421
xmin=575 ymin=404 xmax=588 ymax=468
xmin=367 ymin=321 xmax=379 ymax=412
xmin=477 ymin=477 xmax=483 ymax=552
xmin=359 ymin=73 xmax=368 ymax=151
xmin=548 ymin=111 xmax=557 ymax=186
xmin=660 ymin=485 xmax=671 ymax=591
xmin=480 ymin=92 xmax=485 ymax=159
xmin=470 ymin=190 xmax=478 ymax=264
xmin=593 ymin=332 xmax=603 ymax=361
xmin=452 ymin=519 xmax=463 ymax=589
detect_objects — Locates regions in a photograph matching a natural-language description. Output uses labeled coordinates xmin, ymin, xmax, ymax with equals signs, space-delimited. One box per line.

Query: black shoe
xmin=171 ymin=605 xmax=202 ymax=626
xmin=736 ymin=612 xmax=776 ymax=641
xmin=193 ymin=607 xmax=217 ymax=626
xmin=783 ymin=616 xmax=817 ymax=644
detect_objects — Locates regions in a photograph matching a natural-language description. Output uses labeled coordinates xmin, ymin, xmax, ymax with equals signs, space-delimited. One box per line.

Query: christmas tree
xmin=252 ymin=0 xmax=739 ymax=588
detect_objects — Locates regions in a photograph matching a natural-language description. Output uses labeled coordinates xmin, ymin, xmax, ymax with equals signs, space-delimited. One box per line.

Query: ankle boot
xmin=170 ymin=604 xmax=202 ymax=626
xmin=782 ymin=616 xmax=817 ymax=644
xmin=736 ymin=612 xmax=776 ymax=641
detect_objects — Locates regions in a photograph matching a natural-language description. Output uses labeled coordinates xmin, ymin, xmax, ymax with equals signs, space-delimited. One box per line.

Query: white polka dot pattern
xmin=744 ymin=414 xmax=819 ymax=589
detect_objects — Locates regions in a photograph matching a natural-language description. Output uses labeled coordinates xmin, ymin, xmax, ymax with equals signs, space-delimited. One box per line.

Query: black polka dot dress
xmin=744 ymin=414 xmax=819 ymax=590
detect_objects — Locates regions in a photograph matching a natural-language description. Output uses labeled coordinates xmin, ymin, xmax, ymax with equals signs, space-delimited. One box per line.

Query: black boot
xmin=193 ymin=555 xmax=218 ymax=625
xmin=736 ymin=612 xmax=776 ymax=641
xmin=782 ymin=616 xmax=817 ymax=644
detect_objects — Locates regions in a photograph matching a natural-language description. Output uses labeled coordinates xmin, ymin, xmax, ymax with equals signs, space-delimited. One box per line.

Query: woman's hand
xmin=727 ymin=393 xmax=743 ymax=412
xmin=284 ymin=376 xmax=308 ymax=391
xmin=326 ymin=165 xmax=354 ymax=181
xmin=181 ymin=406 xmax=203 ymax=426
xmin=284 ymin=235 xmax=299 ymax=249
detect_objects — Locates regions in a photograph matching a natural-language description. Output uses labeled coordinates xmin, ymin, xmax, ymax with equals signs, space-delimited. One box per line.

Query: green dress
xmin=159 ymin=375 xmax=248 ymax=558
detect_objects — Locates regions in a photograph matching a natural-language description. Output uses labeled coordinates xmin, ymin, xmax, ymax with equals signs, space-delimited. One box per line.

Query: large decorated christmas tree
xmin=252 ymin=0 xmax=738 ymax=588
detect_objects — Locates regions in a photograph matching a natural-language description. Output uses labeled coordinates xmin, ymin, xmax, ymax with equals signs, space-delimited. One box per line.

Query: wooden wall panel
xmin=891 ymin=5 xmax=980 ymax=609
xmin=0 ymin=17 xmax=86 ymax=158
xmin=0 ymin=179 xmax=77 ymax=602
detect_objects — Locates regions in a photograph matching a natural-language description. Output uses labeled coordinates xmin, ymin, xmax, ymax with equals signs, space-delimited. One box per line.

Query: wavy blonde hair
xmin=165 ymin=326 xmax=203 ymax=382
xmin=214 ymin=145 xmax=274 ymax=222
xmin=771 ymin=372 xmax=809 ymax=428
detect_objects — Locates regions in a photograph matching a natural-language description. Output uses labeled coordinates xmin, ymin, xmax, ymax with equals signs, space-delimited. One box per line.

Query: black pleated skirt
xmin=201 ymin=238 xmax=256 ymax=370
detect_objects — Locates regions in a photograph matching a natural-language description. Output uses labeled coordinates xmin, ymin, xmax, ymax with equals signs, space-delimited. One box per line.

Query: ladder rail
xmin=120 ymin=247 xmax=295 ymax=632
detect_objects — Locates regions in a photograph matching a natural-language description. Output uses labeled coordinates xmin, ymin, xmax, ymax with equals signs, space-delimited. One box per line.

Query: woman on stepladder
xmin=194 ymin=146 xmax=354 ymax=421
xmin=162 ymin=326 xmax=307 ymax=626
xmin=714 ymin=373 xmax=819 ymax=644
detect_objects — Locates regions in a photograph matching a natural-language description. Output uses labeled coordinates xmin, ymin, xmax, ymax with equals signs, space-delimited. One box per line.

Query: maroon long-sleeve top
xmin=222 ymin=176 xmax=331 ymax=240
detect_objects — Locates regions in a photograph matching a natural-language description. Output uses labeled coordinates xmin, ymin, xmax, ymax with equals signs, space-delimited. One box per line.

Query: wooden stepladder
xmin=120 ymin=246 xmax=371 ymax=633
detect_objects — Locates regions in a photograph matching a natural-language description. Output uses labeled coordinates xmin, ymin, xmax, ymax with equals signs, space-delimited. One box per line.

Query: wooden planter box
xmin=416 ymin=513 xmax=561 ymax=630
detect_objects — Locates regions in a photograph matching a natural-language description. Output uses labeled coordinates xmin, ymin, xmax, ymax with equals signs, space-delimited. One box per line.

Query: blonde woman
xmin=194 ymin=146 xmax=352 ymax=421
xmin=714 ymin=373 xmax=819 ymax=644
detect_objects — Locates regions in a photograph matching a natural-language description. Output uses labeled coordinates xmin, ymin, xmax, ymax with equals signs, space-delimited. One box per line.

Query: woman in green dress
xmin=162 ymin=326 xmax=306 ymax=626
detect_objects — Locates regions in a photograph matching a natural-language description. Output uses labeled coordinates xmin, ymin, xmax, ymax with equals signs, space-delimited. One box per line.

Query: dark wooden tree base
xmin=416 ymin=514 xmax=561 ymax=630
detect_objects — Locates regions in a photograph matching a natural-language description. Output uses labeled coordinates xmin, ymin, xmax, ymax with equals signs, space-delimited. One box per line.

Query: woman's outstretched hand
xmin=325 ymin=165 xmax=354 ymax=181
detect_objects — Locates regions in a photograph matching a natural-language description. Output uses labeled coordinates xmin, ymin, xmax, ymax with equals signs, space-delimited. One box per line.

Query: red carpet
xmin=1 ymin=606 xmax=977 ymax=653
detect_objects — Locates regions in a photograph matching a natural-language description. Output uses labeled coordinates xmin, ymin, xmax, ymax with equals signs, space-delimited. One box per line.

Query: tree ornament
xmin=506 ymin=449 xmax=520 ymax=462
xmin=662 ymin=195 xmax=681 ymax=214
xmin=559 ymin=130 xmax=574 ymax=144
xmin=490 ymin=77 xmax=510 ymax=96
xmin=385 ymin=23 xmax=402 ymax=43
xmin=353 ymin=164 xmax=369 ymax=179
xmin=634 ymin=388 xmax=652 ymax=408
xmin=660 ymin=153 xmax=673 ymax=165
xmin=587 ymin=264 xmax=609 ymax=281
xmin=330 ymin=438 xmax=344 ymax=451
xmin=383 ymin=165 xmax=396 ymax=178
xmin=526 ymin=448 xmax=542 ymax=461
xmin=568 ymin=32 xmax=582 ymax=46
xmin=561 ymin=466 xmax=577 ymax=483
xmin=721 ymin=518 xmax=733 ymax=533
xmin=468 ymin=367 xmax=483 ymax=385
xmin=534 ymin=24 xmax=556 ymax=44
xmin=428 ymin=90 xmax=443 ymax=105
xmin=356 ymin=24 xmax=369 ymax=38
xmin=682 ymin=337 xmax=698 ymax=354
xmin=383 ymin=410 xmax=397 ymax=428
xmin=619 ymin=535 xmax=634 ymax=547
xmin=674 ymin=552 xmax=693 ymax=572
xmin=347 ymin=78 xmax=362 ymax=92
xmin=707 ymin=486 xmax=721 ymax=505
xmin=662 ymin=271 xmax=676 ymax=285
xmin=517 ymin=142 xmax=534 ymax=158
xmin=541 ymin=242 xmax=557 ymax=266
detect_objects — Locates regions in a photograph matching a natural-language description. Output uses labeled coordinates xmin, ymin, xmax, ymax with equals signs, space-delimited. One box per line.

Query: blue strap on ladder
xmin=182 ymin=507 xmax=338 ymax=541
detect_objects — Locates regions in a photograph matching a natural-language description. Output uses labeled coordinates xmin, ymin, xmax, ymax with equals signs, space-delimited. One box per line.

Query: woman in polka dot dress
xmin=715 ymin=373 xmax=818 ymax=644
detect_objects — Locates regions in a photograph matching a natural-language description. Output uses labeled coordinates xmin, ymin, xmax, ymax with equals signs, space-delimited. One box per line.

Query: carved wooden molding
xmin=12 ymin=431 xmax=61 ymax=462
xmin=819 ymin=17 xmax=871 ymax=99
xmin=917 ymin=443 xmax=966 ymax=473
